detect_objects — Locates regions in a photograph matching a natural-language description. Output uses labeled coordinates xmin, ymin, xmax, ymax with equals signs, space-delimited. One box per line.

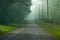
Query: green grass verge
xmin=39 ymin=22 xmax=60 ymax=40
xmin=0 ymin=21 xmax=26 ymax=36
xmin=0 ymin=24 xmax=22 ymax=35
xmin=0 ymin=24 xmax=20 ymax=35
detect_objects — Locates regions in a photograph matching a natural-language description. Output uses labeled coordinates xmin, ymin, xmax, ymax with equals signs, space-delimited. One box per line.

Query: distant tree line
xmin=35 ymin=0 xmax=60 ymax=24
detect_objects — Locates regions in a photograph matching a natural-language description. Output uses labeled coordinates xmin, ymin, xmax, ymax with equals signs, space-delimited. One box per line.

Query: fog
xmin=25 ymin=0 xmax=42 ymax=21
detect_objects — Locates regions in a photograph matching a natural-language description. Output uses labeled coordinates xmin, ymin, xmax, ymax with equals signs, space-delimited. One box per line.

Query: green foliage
xmin=0 ymin=0 xmax=32 ymax=24
xmin=37 ymin=0 xmax=60 ymax=24
xmin=0 ymin=25 xmax=17 ymax=35
xmin=40 ymin=22 xmax=60 ymax=40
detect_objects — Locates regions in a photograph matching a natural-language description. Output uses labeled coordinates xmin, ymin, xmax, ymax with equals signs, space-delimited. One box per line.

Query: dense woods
xmin=0 ymin=0 xmax=60 ymax=40
xmin=34 ymin=0 xmax=60 ymax=40
xmin=34 ymin=0 xmax=60 ymax=24
xmin=0 ymin=0 xmax=31 ymax=25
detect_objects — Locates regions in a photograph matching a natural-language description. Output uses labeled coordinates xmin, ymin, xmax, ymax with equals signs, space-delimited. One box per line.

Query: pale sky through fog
xmin=25 ymin=0 xmax=42 ymax=20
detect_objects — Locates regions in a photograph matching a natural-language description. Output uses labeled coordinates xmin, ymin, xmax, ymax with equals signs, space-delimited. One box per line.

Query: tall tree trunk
xmin=47 ymin=0 xmax=49 ymax=22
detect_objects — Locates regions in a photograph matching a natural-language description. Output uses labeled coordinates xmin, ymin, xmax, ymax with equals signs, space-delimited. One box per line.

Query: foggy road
xmin=1 ymin=22 xmax=56 ymax=40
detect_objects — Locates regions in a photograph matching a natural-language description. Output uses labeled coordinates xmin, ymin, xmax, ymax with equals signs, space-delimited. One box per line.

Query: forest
xmin=33 ymin=0 xmax=60 ymax=40
xmin=0 ymin=0 xmax=60 ymax=40
xmin=0 ymin=0 xmax=31 ymax=36
xmin=0 ymin=0 xmax=31 ymax=24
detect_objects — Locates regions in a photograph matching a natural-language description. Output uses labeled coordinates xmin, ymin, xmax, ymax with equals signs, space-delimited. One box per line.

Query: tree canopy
xmin=0 ymin=0 xmax=32 ymax=24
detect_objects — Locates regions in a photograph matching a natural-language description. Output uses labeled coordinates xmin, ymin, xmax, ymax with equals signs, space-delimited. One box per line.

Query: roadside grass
xmin=39 ymin=22 xmax=60 ymax=40
xmin=0 ymin=25 xmax=17 ymax=35
xmin=0 ymin=23 xmax=22 ymax=35
xmin=0 ymin=21 xmax=26 ymax=36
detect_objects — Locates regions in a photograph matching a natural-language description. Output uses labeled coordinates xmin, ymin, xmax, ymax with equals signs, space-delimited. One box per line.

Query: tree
xmin=0 ymin=0 xmax=32 ymax=24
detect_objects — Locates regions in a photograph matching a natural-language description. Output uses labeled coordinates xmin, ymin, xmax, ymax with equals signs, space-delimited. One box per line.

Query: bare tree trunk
xmin=42 ymin=0 xmax=43 ymax=21
xmin=47 ymin=0 xmax=49 ymax=23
